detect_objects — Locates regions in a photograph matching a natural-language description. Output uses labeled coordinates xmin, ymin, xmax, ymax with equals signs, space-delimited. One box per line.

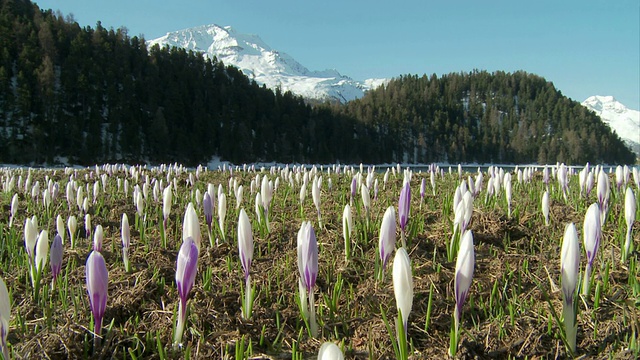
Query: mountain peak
xmin=582 ymin=96 xmax=640 ymax=156
xmin=148 ymin=24 xmax=386 ymax=102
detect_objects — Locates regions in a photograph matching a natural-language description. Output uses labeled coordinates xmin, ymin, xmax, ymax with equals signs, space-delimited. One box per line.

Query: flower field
xmin=0 ymin=163 xmax=638 ymax=359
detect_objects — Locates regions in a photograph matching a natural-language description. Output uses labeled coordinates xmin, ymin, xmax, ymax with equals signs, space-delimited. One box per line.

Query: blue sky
xmin=35 ymin=0 xmax=640 ymax=109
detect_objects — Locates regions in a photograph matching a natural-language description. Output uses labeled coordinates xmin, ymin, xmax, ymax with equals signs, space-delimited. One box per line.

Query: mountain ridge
xmin=148 ymin=24 xmax=387 ymax=103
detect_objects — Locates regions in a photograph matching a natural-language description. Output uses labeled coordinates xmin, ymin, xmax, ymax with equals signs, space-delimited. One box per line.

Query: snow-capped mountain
xmin=148 ymin=24 xmax=387 ymax=103
xmin=582 ymin=96 xmax=640 ymax=156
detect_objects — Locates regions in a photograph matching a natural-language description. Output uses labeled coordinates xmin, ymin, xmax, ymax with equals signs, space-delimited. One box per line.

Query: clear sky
xmin=35 ymin=0 xmax=640 ymax=110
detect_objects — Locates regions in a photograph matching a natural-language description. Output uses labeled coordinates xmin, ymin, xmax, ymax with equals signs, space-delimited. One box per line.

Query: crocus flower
xmin=504 ymin=173 xmax=512 ymax=217
xmin=261 ymin=176 xmax=273 ymax=231
xmin=624 ymin=187 xmax=636 ymax=261
xmin=398 ymin=180 xmax=410 ymax=248
xmin=93 ymin=225 xmax=104 ymax=252
xmin=56 ymin=215 xmax=65 ymax=244
xmin=561 ymin=223 xmax=580 ymax=353
xmin=393 ymin=247 xmax=413 ymax=337
xmin=85 ymin=214 xmax=91 ymax=238
xmin=86 ymin=250 xmax=108 ymax=347
xmin=312 ymin=177 xmax=322 ymax=228
xmin=255 ymin=191 xmax=262 ymax=225
xmin=122 ymin=213 xmax=131 ymax=272
xmin=68 ymin=215 xmax=77 ymax=248
xmin=203 ymin=192 xmax=213 ymax=233
xmin=35 ymin=230 xmax=49 ymax=276
xmin=542 ymin=191 xmax=550 ymax=226
xmin=582 ymin=203 xmax=601 ymax=296
xmin=361 ymin=184 xmax=371 ymax=213
xmin=318 ymin=342 xmax=344 ymax=360
xmin=235 ymin=185 xmax=243 ymax=210
xmin=9 ymin=193 xmax=17 ymax=227
xmin=238 ymin=209 xmax=254 ymax=319
xmin=182 ymin=203 xmax=202 ymax=251
xmin=379 ymin=206 xmax=397 ymax=272
xmin=218 ymin=193 xmax=227 ymax=241
xmin=50 ymin=234 xmax=63 ymax=284
xmin=174 ymin=236 xmax=199 ymax=347
xmin=24 ymin=217 xmax=38 ymax=260
xmin=297 ymin=221 xmax=318 ymax=337
xmin=454 ymin=230 xmax=475 ymax=336
xmin=597 ymin=169 xmax=610 ymax=225
xmin=350 ymin=176 xmax=357 ymax=205
xmin=0 ymin=276 xmax=10 ymax=360
xmin=163 ymin=185 xmax=172 ymax=229
xmin=343 ymin=204 xmax=353 ymax=261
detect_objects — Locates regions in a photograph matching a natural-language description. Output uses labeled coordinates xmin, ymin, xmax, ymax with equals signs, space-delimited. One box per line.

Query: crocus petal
xmin=393 ymin=247 xmax=413 ymax=327
xmin=379 ymin=206 xmax=397 ymax=268
xmin=86 ymin=251 xmax=108 ymax=325
xmin=237 ymin=209 xmax=254 ymax=279
xmin=176 ymin=237 xmax=199 ymax=301
xmin=560 ymin=223 xmax=580 ymax=304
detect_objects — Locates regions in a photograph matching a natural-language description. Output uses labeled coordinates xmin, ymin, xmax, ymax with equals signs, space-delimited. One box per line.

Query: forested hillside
xmin=0 ymin=0 xmax=635 ymax=165
xmin=336 ymin=72 xmax=636 ymax=165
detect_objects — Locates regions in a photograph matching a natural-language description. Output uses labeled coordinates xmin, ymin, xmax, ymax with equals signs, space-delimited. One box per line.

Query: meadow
xmin=0 ymin=163 xmax=638 ymax=359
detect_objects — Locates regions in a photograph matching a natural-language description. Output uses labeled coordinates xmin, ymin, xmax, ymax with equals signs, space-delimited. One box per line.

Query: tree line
xmin=0 ymin=0 xmax=635 ymax=166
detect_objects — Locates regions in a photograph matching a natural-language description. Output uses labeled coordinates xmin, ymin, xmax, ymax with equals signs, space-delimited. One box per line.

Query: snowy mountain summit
xmin=148 ymin=24 xmax=387 ymax=103
xmin=582 ymin=96 xmax=640 ymax=156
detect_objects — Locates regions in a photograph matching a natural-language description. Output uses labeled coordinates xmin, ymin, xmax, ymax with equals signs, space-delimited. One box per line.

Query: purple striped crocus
xmin=86 ymin=251 xmax=108 ymax=347
xmin=297 ymin=221 xmax=318 ymax=337
xmin=398 ymin=181 xmax=410 ymax=247
xmin=238 ymin=208 xmax=254 ymax=319
xmin=174 ymin=236 xmax=199 ymax=347
xmin=50 ymin=234 xmax=63 ymax=283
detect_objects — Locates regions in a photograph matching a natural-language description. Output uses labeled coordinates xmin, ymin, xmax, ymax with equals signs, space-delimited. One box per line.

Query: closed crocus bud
xmin=560 ymin=223 xmax=580 ymax=353
xmin=86 ymin=251 xmax=108 ymax=344
xmin=237 ymin=209 xmax=254 ymax=281
xmin=361 ymin=184 xmax=371 ymax=212
xmin=583 ymin=203 xmax=602 ymax=267
xmin=0 ymin=276 xmax=10 ymax=360
xmin=297 ymin=221 xmax=318 ymax=292
xmin=542 ymin=191 xmax=550 ymax=226
xmin=50 ymin=234 xmax=63 ymax=283
xmin=135 ymin=191 xmax=144 ymax=217
xmin=318 ymin=342 xmax=344 ymax=360
xmin=454 ymin=230 xmax=474 ymax=334
xmin=218 ymin=193 xmax=227 ymax=239
xmin=236 ymin=185 xmax=244 ymax=210
xmin=393 ymin=247 xmax=413 ymax=331
xmin=85 ymin=214 xmax=91 ymax=238
xmin=398 ymin=181 xmax=411 ymax=235
xmin=163 ymin=185 xmax=172 ymax=226
xmin=68 ymin=215 xmax=77 ymax=248
xmin=379 ymin=206 xmax=397 ymax=271
xmin=174 ymin=236 xmax=199 ymax=347
xmin=624 ymin=187 xmax=636 ymax=261
xmin=56 ymin=214 xmax=65 ymax=244
xmin=255 ymin=191 xmax=262 ymax=224
xmin=203 ymin=192 xmax=213 ymax=232
xmin=24 ymin=217 xmax=38 ymax=260
xmin=93 ymin=225 xmax=104 ymax=252
xmin=582 ymin=203 xmax=601 ymax=296
xmin=9 ymin=193 xmax=18 ymax=227
xmin=420 ymin=178 xmax=426 ymax=200
xmin=182 ymin=203 xmax=201 ymax=251
xmin=343 ymin=204 xmax=353 ymax=261
xmin=35 ymin=230 xmax=49 ymax=275
xmin=238 ymin=208 xmax=254 ymax=319
xmin=122 ymin=213 xmax=131 ymax=272
xmin=297 ymin=221 xmax=318 ymax=336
